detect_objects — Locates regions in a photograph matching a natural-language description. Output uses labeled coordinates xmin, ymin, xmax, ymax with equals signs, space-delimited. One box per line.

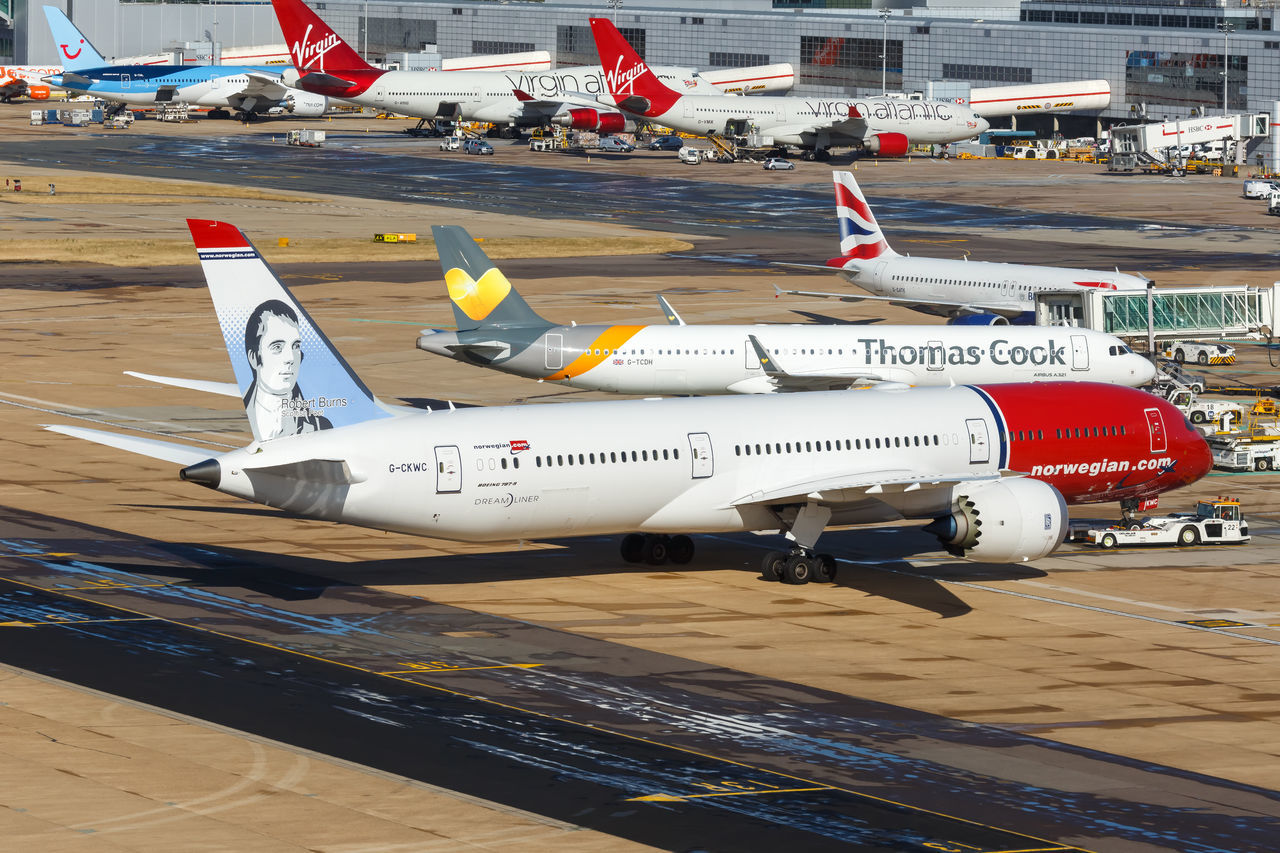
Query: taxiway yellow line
xmin=628 ymin=785 xmax=833 ymax=801
xmin=0 ymin=616 xmax=156 ymax=628
xmin=377 ymin=663 xmax=542 ymax=674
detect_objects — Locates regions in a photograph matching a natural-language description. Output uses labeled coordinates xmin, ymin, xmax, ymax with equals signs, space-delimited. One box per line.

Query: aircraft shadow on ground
xmin=113 ymin=507 xmax=1043 ymax=617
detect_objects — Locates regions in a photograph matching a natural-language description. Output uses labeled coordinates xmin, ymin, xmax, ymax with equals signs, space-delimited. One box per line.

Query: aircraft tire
xmin=620 ymin=533 xmax=645 ymax=563
xmin=813 ymin=554 xmax=836 ymax=583
xmin=782 ymin=555 xmax=813 ymax=585
xmin=642 ymin=535 xmax=670 ymax=565
xmin=761 ymin=551 xmax=786 ymax=581
xmin=668 ymin=535 xmax=695 ymax=565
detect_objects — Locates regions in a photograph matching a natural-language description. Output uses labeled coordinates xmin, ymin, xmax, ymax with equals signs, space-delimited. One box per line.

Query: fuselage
xmin=49 ymin=64 xmax=285 ymax=108
xmin=638 ymin=93 xmax=987 ymax=147
xmin=294 ymin=64 xmax=725 ymax=125
xmin=205 ymin=383 xmax=1208 ymax=544
xmin=837 ymin=253 xmax=1151 ymax=319
xmin=418 ymin=324 xmax=1155 ymax=394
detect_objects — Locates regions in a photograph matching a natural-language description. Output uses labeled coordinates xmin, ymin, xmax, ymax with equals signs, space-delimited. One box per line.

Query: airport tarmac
xmin=2 ymin=106 xmax=1280 ymax=852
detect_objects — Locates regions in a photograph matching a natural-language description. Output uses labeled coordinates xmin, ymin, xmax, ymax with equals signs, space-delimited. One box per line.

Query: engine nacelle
xmin=285 ymin=91 xmax=329 ymax=117
xmin=923 ymin=478 xmax=1068 ymax=563
xmin=864 ymin=132 xmax=910 ymax=157
xmin=947 ymin=313 xmax=1008 ymax=326
xmin=553 ymin=108 xmax=631 ymax=133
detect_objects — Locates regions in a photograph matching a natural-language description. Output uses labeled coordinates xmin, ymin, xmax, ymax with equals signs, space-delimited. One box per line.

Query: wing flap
xmin=728 ymin=470 xmax=1005 ymax=508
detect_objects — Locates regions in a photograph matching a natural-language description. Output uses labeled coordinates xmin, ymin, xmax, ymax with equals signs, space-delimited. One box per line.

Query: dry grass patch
xmin=0 ymin=236 xmax=694 ymax=267
xmin=0 ymin=173 xmax=314 ymax=204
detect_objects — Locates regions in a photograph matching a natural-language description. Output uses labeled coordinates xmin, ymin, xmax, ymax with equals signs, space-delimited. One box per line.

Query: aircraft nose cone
xmin=1135 ymin=356 xmax=1158 ymax=386
xmin=975 ymin=115 xmax=990 ymax=135
xmin=1189 ymin=431 xmax=1214 ymax=483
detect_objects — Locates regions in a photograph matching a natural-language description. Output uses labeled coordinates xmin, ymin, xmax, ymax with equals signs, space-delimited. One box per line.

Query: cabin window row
xmin=733 ymin=434 xmax=944 ymax=456
xmin=535 ymin=448 xmax=681 ymax=467
xmin=476 ymin=456 xmax=521 ymax=471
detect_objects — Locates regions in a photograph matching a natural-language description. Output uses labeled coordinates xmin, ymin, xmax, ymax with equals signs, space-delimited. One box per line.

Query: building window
xmin=942 ymin=63 xmax=1033 ymax=84
xmin=799 ymin=35 xmax=902 ymax=90
xmin=709 ymin=51 xmax=770 ymax=68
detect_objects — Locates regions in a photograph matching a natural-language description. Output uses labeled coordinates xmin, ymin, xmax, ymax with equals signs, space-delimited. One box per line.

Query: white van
xmin=678 ymin=146 xmax=702 ymax=165
xmin=1244 ymin=179 xmax=1277 ymax=199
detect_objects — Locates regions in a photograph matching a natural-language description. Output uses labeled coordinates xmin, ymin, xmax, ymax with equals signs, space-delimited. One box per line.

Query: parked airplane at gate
xmin=43 ymin=7 xmax=328 ymax=119
xmin=46 ymin=220 xmax=1210 ymax=581
xmin=268 ymin=0 xmax=780 ymax=135
xmin=417 ymin=226 xmax=1155 ymax=393
xmin=779 ymin=171 xmax=1151 ymax=324
xmin=587 ymin=18 xmax=988 ymax=160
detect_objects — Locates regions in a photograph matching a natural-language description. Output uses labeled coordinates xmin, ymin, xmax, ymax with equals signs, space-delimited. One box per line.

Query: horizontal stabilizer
xmin=125 ymin=371 xmax=240 ymax=398
xmin=299 ymin=71 xmax=356 ymax=90
xmin=44 ymin=424 xmax=216 ymax=467
xmin=774 ymin=284 xmax=1021 ymax=319
xmin=59 ymin=72 xmax=93 ymax=89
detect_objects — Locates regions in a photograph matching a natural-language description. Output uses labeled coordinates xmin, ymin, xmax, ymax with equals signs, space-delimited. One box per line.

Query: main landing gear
xmin=620 ymin=533 xmax=695 ymax=566
xmin=760 ymin=550 xmax=837 ymax=585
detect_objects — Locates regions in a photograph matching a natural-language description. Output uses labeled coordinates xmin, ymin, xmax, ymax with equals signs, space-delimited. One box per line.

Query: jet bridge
xmin=1035 ymin=284 xmax=1277 ymax=340
xmin=1109 ymin=113 xmax=1269 ymax=166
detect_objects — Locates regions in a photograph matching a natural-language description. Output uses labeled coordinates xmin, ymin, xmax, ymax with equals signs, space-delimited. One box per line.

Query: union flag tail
xmin=272 ymin=0 xmax=371 ymax=74
xmin=588 ymin=17 xmax=680 ymax=117
xmin=831 ymin=171 xmax=895 ymax=260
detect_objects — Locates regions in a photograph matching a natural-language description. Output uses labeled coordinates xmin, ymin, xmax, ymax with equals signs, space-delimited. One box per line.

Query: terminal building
xmin=6 ymin=0 xmax=1280 ymax=137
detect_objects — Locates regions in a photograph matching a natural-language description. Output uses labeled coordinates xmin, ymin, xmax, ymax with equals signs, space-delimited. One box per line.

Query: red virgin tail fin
xmin=272 ymin=0 xmax=371 ymax=74
xmin=588 ymin=17 xmax=680 ymax=117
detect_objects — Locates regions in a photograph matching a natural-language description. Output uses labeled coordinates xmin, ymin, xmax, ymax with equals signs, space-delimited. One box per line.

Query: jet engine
xmin=923 ymin=478 xmax=1068 ymax=563
xmin=947 ymin=313 xmax=1008 ymax=326
xmin=285 ymin=91 xmax=329 ymax=117
xmin=552 ymin=108 xmax=632 ymax=133
xmin=863 ymin=132 xmax=910 ymax=157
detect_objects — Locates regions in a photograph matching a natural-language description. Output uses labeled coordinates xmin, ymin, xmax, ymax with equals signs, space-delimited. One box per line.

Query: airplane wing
xmin=746 ymin=334 xmax=893 ymax=391
xmin=241 ymin=70 xmax=291 ymax=100
xmin=726 ymin=469 xmax=1009 ymax=509
xmin=511 ymin=88 xmax=607 ymax=120
xmin=774 ymin=284 xmax=1026 ymax=321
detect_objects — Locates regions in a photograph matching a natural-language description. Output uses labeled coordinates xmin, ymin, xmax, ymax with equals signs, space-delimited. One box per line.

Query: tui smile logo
xmin=60 ymin=41 xmax=83 ymax=60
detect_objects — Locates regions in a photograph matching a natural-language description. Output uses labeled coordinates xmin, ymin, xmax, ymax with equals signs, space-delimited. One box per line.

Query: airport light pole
xmin=880 ymin=8 xmax=891 ymax=95
xmin=1218 ymin=20 xmax=1235 ymax=115
xmin=608 ymin=0 xmax=622 ymax=24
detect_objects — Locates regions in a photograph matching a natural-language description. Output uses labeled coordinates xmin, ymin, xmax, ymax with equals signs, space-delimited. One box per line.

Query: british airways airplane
xmin=42 ymin=6 xmax=328 ymax=119
xmin=780 ymin=171 xmax=1151 ymax=325
xmin=46 ymin=220 xmax=1210 ymax=582
xmin=417 ymin=226 xmax=1156 ymax=393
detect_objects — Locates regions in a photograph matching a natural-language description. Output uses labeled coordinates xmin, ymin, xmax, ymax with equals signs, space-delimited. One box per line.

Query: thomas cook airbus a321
xmin=417 ymin=226 xmax=1156 ymax=394
xmin=46 ymin=220 xmax=1210 ymax=584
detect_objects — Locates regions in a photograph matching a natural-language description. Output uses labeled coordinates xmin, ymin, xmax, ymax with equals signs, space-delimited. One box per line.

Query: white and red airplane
xmin=0 ymin=65 xmax=60 ymax=101
xmin=418 ymin=225 xmax=1156 ymax=393
xmin=587 ymin=17 xmax=988 ymax=160
xmin=269 ymin=0 xmax=784 ymax=135
xmin=779 ymin=171 xmax=1151 ymax=324
xmin=46 ymin=220 xmax=1210 ymax=582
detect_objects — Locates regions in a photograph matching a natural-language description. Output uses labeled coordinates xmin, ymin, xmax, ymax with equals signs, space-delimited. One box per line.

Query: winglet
xmin=657 ymin=295 xmax=685 ymax=326
xmin=747 ymin=335 xmax=786 ymax=378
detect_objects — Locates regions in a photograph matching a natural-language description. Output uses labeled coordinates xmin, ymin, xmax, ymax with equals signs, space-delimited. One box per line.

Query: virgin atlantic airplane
xmin=47 ymin=221 xmax=1211 ymax=584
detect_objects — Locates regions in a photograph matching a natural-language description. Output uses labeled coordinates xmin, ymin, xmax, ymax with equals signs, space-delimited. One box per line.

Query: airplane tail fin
xmin=832 ymin=171 xmax=895 ymax=260
xmin=187 ymin=219 xmax=394 ymax=442
xmin=271 ymin=0 xmax=373 ymax=73
xmin=588 ymin=17 xmax=680 ymax=117
xmin=44 ymin=7 xmax=108 ymax=71
xmin=433 ymin=226 xmax=554 ymax=332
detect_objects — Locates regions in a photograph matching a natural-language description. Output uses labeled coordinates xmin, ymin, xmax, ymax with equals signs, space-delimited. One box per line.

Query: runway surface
xmin=3 ymin=506 xmax=1279 ymax=852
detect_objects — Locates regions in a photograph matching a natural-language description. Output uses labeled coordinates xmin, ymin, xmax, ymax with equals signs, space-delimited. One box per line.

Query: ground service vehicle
xmin=440 ymin=136 xmax=462 ymax=151
xmin=1162 ymin=341 xmax=1235 ymax=365
xmin=763 ymin=157 xmax=795 ymax=170
xmin=1089 ymin=497 xmax=1250 ymax=548
xmin=1212 ymin=441 xmax=1280 ymax=471
xmin=598 ymin=136 xmax=635 ymax=152
xmin=463 ymin=139 xmax=495 ymax=155
xmin=1168 ymin=388 xmax=1244 ymax=426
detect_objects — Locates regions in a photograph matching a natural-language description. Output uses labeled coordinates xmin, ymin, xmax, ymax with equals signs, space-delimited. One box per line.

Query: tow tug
xmin=1088 ymin=497 xmax=1250 ymax=549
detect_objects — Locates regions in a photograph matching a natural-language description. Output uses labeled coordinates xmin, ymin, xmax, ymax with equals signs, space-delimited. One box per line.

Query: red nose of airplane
xmin=1167 ymin=402 xmax=1214 ymax=489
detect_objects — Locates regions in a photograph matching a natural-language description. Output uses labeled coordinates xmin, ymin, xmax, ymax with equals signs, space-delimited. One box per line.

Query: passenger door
xmin=434 ymin=445 xmax=462 ymax=493
xmin=1070 ymin=334 xmax=1089 ymax=371
xmin=965 ymin=418 xmax=990 ymax=464
xmin=688 ymin=432 xmax=714 ymax=478
xmin=1144 ymin=407 xmax=1168 ymax=454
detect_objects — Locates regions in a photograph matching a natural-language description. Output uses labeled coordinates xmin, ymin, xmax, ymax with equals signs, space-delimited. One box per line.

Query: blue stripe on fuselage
xmin=58 ymin=64 xmax=280 ymax=91
xmin=966 ymin=385 xmax=1009 ymax=469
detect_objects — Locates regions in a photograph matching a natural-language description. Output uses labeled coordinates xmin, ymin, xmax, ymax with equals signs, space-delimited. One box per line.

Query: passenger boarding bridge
xmin=1036 ymin=284 xmax=1277 ymax=340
